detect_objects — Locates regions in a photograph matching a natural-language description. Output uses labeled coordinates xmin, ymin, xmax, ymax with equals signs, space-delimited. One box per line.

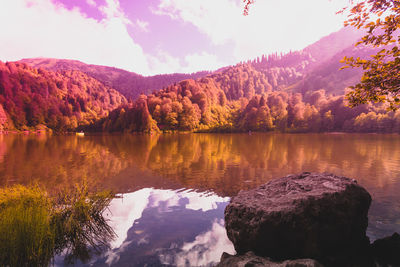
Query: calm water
xmin=1 ymin=133 xmax=400 ymax=266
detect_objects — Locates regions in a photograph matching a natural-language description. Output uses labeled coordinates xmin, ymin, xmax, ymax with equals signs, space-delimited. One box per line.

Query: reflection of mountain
xmin=1 ymin=134 xmax=400 ymax=197
xmin=0 ymin=135 xmax=129 ymax=190
xmin=93 ymin=133 xmax=400 ymax=196
xmin=71 ymin=188 xmax=233 ymax=267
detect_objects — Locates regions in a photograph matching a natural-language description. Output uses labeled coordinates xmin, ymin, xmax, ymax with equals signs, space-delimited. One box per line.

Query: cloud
xmin=86 ymin=0 xmax=96 ymax=7
xmin=0 ymin=0 xmax=151 ymax=74
xmin=147 ymin=49 xmax=183 ymax=74
xmin=148 ymin=50 xmax=227 ymax=74
xmin=135 ymin=19 xmax=150 ymax=32
xmin=0 ymin=0 xmax=351 ymax=76
xmin=99 ymin=0 xmax=132 ymax=25
xmin=183 ymin=52 xmax=225 ymax=73
xmin=154 ymin=0 xmax=349 ymax=62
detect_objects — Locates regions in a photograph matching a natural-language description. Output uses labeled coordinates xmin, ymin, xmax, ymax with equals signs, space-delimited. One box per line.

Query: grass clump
xmin=0 ymin=185 xmax=54 ymax=267
xmin=0 ymin=183 xmax=115 ymax=267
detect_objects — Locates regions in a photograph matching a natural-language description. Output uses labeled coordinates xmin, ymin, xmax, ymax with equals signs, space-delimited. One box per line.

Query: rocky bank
xmin=220 ymin=172 xmax=397 ymax=266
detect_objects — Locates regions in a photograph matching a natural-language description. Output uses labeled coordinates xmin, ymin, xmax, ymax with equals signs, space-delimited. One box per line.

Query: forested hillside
xmin=96 ymin=63 xmax=400 ymax=134
xmin=20 ymin=58 xmax=210 ymax=100
xmin=246 ymin=27 xmax=366 ymax=93
xmin=0 ymin=61 xmax=126 ymax=132
xmin=2 ymin=27 xmax=399 ymax=134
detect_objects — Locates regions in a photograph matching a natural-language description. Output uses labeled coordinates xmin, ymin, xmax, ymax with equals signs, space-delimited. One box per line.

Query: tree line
xmin=0 ymin=61 xmax=126 ymax=132
xmin=93 ymin=64 xmax=400 ymax=134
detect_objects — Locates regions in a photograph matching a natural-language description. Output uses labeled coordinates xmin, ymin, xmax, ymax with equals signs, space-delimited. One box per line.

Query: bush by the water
xmin=0 ymin=184 xmax=115 ymax=267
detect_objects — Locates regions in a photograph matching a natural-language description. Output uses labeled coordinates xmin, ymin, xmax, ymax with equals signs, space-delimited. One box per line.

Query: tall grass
xmin=0 ymin=183 xmax=115 ymax=267
xmin=52 ymin=184 xmax=115 ymax=264
xmin=0 ymin=185 xmax=54 ymax=266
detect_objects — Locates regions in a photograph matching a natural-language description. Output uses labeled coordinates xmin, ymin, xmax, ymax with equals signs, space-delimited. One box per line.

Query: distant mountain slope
xmin=97 ymin=62 xmax=400 ymax=134
xmin=20 ymin=58 xmax=210 ymax=100
xmin=95 ymin=27 xmax=400 ymax=134
xmin=4 ymin=27 xmax=398 ymax=134
xmin=19 ymin=28 xmax=365 ymax=101
xmin=0 ymin=61 xmax=126 ymax=131
xmin=290 ymin=44 xmax=383 ymax=95
xmin=302 ymin=27 xmax=365 ymax=63
xmin=247 ymin=27 xmax=366 ymax=93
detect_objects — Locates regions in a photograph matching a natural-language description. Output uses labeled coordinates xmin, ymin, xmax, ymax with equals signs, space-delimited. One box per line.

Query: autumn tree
xmin=340 ymin=0 xmax=400 ymax=110
xmin=244 ymin=0 xmax=400 ymax=110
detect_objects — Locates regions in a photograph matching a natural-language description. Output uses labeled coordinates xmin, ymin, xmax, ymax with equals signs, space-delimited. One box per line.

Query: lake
xmin=1 ymin=133 xmax=399 ymax=266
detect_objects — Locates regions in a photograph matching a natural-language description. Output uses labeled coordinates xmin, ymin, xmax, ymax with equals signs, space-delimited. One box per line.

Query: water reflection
xmin=2 ymin=133 xmax=400 ymax=197
xmin=1 ymin=133 xmax=400 ymax=264
xmin=84 ymin=188 xmax=232 ymax=266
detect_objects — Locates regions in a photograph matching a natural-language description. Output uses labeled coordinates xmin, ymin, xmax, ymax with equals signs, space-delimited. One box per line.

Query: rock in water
xmin=371 ymin=232 xmax=400 ymax=265
xmin=224 ymin=172 xmax=371 ymax=265
xmin=217 ymin=252 xmax=323 ymax=267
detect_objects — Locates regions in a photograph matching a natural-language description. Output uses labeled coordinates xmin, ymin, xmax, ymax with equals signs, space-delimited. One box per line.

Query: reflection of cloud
xmin=183 ymin=191 xmax=229 ymax=211
xmin=105 ymin=240 xmax=131 ymax=266
xmin=148 ymin=189 xmax=229 ymax=212
xmin=106 ymin=188 xmax=152 ymax=248
xmin=104 ymin=188 xmax=230 ymax=265
xmin=105 ymin=188 xmax=152 ymax=265
xmin=160 ymin=219 xmax=235 ymax=266
xmin=148 ymin=189 xmax=181 ymax=211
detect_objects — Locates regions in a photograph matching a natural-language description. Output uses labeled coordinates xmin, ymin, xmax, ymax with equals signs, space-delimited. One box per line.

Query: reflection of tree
xmin=0 ymin=135 xmax=128 ymax=190
xmin=1 ymin=134 xmax=400 ymax=197
xmin=135 ymin=133 xmax=400 ymax=196
xmin=92 ymin=133 xmax=400 ymax=196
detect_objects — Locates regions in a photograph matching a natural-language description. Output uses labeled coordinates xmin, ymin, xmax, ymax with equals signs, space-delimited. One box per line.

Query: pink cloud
xmin=155 ymin=0 xmax=349 ymax=62
xmin=0 ymin=0 xmax=152 ymax=73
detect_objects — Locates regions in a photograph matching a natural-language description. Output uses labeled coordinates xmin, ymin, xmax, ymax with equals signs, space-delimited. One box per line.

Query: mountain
xmin=19 ymin=27 xmax=365 ymax=101
xmin=96 ymin=62 xmax=400 ymax=134
xmin=20 ymin=58 xmax=210 ymax=100
xmin=289 ymin=44 xmax=382 ymax=95
xmin=246 ymin=27 xmax=366 ymax=93
xmin=95 ymin=27 xmax=400 ymax=134
xmin=303 ymin=27 xmax=366 ymax=63
xmin=0 ymin=61 xmax=126 ymax=132
xmin=3 ymin=27 xmax=399 ymax=134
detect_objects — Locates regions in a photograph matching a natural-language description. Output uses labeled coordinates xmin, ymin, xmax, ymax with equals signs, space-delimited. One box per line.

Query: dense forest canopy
xmin=0 ymin=61 xmax=126 ymax=132
xmin=20 ymin=58 xmax=210 ymax=100
xmin=1 ymin=23 xmax=400 ymax=133
xmin=95 ymin=63 xmax=400 ymax=134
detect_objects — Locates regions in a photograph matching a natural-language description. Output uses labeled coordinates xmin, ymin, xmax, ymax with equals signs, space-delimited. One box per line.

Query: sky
xmin=0 ymin=0 xmax=349 ymax=75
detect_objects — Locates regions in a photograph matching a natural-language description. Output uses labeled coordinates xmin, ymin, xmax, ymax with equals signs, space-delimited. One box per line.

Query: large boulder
xmin=217 ymin=252 xmax=323 ymax=267
xmin=224 ymin=172 xmax=372 ymax=266
xmin=371 ymin=232 xmax=400 ymax=265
